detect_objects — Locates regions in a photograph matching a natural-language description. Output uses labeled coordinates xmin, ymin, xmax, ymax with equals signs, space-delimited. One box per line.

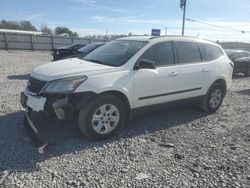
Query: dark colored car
xmin=67 ymin=42 xmax=106 ymax=59
xmin=225 ymin=49 xmax=250 ymax=76
xmin=52 ymin=43 xmax=86 ymax=61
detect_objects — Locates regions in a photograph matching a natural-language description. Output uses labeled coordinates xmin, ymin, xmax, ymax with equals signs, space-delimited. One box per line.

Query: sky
xmin=1 ymin=0 xmax=250 ymax=41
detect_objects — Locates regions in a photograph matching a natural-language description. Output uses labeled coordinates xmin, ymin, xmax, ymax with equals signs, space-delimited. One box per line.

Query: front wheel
xmin=78 ymin=94 xmax=126 ymax=140
xmin=199 ymin=83 xmax=224 ymax=113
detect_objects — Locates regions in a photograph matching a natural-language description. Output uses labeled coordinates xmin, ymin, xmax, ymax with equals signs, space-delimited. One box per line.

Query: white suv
xmin=21 ymin=36 xmax=233 ymax=140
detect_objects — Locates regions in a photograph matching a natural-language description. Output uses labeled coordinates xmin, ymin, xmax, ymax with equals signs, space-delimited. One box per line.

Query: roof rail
xmin=149 ymin=35 xmax=198 ymax=40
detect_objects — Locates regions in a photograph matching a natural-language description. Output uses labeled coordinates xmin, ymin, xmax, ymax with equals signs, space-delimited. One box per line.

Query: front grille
xmin=27 ymin=77 xmax=47 ymax=94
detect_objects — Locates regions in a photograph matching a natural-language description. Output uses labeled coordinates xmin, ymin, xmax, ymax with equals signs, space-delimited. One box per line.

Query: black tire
xmin=244 ymin=66 xmax=250 ymax=77
xmin=78 ymin=94 xmax=126 ymax=140
xmin=199 ymin=83 xmax=224 ymax=113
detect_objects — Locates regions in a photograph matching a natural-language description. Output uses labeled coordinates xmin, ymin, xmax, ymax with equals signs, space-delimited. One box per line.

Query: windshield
xmin=78 ymin=43 xmax=104 ymax=54
xmin=83 ymin=40 xmax=146 ymax=67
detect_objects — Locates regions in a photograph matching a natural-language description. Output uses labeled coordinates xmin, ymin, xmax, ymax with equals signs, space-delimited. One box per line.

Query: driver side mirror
xmin=134 ymin=58 xmax=156 ymax=70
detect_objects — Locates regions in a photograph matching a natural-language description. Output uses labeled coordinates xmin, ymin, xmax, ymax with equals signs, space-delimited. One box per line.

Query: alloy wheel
xmin=209 ymin=88 xmax=222 ymax=109
xmin=91 ymin=104 xmax=120 ymax=134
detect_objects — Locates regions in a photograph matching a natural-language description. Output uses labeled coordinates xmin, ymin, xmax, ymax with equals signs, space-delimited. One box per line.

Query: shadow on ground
xmin=7 ymin=74 xmax=30 ymax=80
xmin=0 ymin=104 xmax=207 ymax=173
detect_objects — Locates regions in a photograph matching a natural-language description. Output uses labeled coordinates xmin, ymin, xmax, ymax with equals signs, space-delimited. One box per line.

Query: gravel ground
xmin=0 ymin=50 xmax=249 ymax=188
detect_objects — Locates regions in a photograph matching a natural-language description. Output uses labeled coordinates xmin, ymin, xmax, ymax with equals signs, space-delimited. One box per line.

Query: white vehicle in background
xmin=21 ymin=36 xmax=233 ymax=141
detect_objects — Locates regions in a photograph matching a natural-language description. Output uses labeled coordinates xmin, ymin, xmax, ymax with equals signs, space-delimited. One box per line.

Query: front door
xmin=133 ymin=41 xmax=182 ymax=108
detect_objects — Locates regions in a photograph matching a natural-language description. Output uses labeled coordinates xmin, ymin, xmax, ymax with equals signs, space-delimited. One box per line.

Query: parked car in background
xmin=52 ymin=43 xmax=86 ymax=61
xmin=225 ymin=49 xmax=250 ymax=76
xmin=67 ymin=42 xmax=106 ymax=59
xmin=21 ymin=36 xmax=233 ymax=141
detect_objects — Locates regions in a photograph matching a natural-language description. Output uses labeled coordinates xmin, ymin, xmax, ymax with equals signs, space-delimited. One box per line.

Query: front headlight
xmin=42 ymin=76 xmax=88 ymax=93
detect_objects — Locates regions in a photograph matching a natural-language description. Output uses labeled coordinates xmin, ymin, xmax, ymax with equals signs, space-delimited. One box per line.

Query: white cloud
xmin=72 ymin=0 xmax=97 ymax=5
xmin=93 ymin=15 xmax=165 ymax=24
xmin=110 ymin=8 xmax=128 ymax=13
xmin=72 ymin=27 xmax=106 ymax=36
xmin=45 ymin=13 xmax=250 ymax=42
xmin=70 ymin=6 xmax=129 ymax=12
xmin=92 ymin=15 xmax=250 ymax=30
xmin=91 ymin=15 xmax=250 ymax=42
xmin=70 ymin=0 xmax=129 ymax=13
xmin=24 ymin=13 xmax=44 ymax=21
xmin=2 ymin=11 xmax=45 ymax=22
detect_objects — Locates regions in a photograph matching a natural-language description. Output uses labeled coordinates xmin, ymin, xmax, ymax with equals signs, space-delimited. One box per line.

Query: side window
xmin=175 ymin=42 xmax=202 ymax=64
xmin=199 ymin=43 xmax=223 ymax=61
xmin=141 ymin=42 xmax=174 ymax=66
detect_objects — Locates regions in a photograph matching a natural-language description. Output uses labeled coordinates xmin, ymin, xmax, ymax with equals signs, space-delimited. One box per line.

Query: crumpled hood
xmin=31 ymin=58 xmax=116 ymax=81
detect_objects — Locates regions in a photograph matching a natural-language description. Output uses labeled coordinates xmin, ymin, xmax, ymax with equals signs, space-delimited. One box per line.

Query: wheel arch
xmin=74 ymin=89 xmax=131 ymax=122
xmin=212 ymin=78 xmax=227 ymax=96
xmin=200 ymin=78 xmax=227 ymax=113
xmin=99 ymin=90 xmax=131 ymax=122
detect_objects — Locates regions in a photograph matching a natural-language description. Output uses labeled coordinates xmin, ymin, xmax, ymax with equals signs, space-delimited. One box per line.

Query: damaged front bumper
xmin=21 ymin=91 xmax=74 ymax=120
xmin=21 ymin=91 xmax=95 ymax=145
xmin=23 ymin=107 xmax=44 ymax=145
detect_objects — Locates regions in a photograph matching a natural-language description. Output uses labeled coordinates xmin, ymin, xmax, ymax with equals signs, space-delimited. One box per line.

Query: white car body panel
xmin=31 ymin=58 xmax=117 ymax=81
xmin=132 ymin=65 xmax=182 ymax=108
xmin=27 ymin=36 xmax=233 ymax=111
xmin=178 ymin=61 xmax=213 ymax=96
xmin=25 ymin=93 xmax=46 ymax=112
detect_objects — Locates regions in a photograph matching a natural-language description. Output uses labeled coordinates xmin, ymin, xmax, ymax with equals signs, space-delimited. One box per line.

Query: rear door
xmin=198 ymin=43 xmax=225 ymax=91
xmin=174 ymin=41 xmax=206 ymax=98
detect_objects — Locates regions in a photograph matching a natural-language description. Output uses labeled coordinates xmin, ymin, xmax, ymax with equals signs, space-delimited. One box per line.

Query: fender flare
xmin=74 ymin=91 xmax=97 ymax=111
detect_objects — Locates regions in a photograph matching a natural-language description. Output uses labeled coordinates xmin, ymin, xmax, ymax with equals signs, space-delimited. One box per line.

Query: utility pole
xmin=165 ymin=27 xmax=167 ymax=36
xmin=180 ymin=0 xmax=187 ymax=36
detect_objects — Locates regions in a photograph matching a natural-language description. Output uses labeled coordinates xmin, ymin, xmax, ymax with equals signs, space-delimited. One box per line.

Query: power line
xmin=186 ymin=18 xmax=247 ymax=33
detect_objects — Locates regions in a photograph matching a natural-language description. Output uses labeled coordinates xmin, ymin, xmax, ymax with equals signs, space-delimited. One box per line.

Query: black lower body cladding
xmin=42 ymin=91 xmax=96 ymax=120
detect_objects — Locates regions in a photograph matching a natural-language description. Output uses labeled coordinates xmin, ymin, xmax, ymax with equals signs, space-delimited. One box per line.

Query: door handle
xmin=169 ymin=72 xmax=179 ymax=76
xmin=201 ymin=68 xmax=209 ymax=72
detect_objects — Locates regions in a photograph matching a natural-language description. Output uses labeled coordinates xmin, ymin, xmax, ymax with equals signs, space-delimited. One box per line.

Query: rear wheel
xmin=78 ymin=94 xmax=126 ymax=140
xmin=200 ymin=83 xmax=224 ymax=113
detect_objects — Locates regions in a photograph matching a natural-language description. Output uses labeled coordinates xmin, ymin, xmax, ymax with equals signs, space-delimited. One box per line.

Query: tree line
xmin=0 ymin=20 xmax=144 ymax=40
xmin=0 ymin=20 xmax=78 ymax=37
